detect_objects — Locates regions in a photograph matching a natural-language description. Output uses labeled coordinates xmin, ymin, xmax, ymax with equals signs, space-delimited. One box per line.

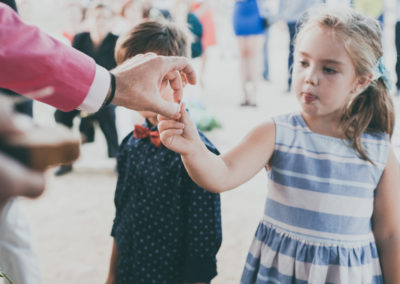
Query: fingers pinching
xmin=158 ymin=119 xmax=185 ymax=133
xmin=164 ymin=70 xmax=183 ymax=104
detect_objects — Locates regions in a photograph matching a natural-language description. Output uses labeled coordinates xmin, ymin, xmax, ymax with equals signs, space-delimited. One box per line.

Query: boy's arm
xmin=159 ymin=106 xmax=276 ymax=193
xmin=372 ymin=146 xmax=400 ymax=283
xmin=105 ymin=239 xmax=119 ymax=284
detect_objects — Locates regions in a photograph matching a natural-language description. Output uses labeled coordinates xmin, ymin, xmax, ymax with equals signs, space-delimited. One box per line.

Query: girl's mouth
xmin=303 ymin=92 xmax=317 ymax=103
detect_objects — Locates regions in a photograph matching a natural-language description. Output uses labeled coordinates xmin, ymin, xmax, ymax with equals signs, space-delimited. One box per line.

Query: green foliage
xmin=0 ymin=269 xmax=12 ymax=284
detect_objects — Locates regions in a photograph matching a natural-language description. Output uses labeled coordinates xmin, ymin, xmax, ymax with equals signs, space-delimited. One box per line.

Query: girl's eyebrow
xmin=298 ymin=51 xmax=344 ymax=65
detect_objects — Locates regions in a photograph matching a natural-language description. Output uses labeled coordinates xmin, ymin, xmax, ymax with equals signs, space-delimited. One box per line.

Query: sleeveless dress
xmin=241 ymin=113 xmax=389 ymax=284
xmin=233 ymin=0 xmax=265 ymax=36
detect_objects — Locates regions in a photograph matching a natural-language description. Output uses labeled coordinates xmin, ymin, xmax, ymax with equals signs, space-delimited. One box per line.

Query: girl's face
xmin=292 ymin=26 xmax=364 ymax=121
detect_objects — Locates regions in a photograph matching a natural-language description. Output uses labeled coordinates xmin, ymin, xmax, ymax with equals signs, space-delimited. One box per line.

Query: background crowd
xmin=2 ymin=0 xmax=400 ymax=283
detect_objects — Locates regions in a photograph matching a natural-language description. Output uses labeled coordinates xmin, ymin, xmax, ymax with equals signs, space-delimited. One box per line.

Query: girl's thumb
xmin=180 ymin=103 xmax=191 ymax=124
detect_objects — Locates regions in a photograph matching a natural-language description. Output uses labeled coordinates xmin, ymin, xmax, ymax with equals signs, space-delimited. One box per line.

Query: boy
xmin=106 ymin=20 xmax=222 ymax=284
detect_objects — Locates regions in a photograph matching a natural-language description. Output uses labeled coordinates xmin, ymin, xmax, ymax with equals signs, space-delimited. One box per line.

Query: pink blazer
xmin=0 ymin=3 xmax=96 ymax=111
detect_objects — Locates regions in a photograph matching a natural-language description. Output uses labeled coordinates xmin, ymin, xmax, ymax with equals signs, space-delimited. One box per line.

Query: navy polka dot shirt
xmin=111 ymin=120 xmax=222 ymax=283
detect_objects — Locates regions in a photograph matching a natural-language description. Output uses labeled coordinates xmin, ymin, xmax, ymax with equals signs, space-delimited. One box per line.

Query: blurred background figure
xmin=54 ymin=2 xmax=119 ymax=176
xmin=112 ymin=0 xmax=147 ymax=35
xmin=0 ymin=2 xmax=42 ymax=284
xmin=61 ymin=1 xmax=85 ymax=44
xmin=190 ymin=0 xmax=217 ymax=87
xmin=233 ymin=0 xmax=266 ymax=107
xmin=257 ymin=0 xmax=276 ymax=82
xmin=278 ymin=0 xmax=322 ymax=92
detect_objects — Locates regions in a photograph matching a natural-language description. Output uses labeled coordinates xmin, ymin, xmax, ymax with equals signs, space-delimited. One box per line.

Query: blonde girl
xmin=158 ymin=4 xmax=400 ymax=283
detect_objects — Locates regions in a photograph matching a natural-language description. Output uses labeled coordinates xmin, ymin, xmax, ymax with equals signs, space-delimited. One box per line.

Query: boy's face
xmin=138 ymin=72 xmax=187 ymax=124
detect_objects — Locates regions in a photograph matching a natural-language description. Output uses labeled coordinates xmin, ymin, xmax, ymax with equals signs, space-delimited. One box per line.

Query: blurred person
xmin=54 ymin=3 xmax=120 ymax=176
xmin=257 ymin=0 xmax=275 ymax=81
xmin=172 ymin=0 xmax=203 ymax=59
xmin=278 ymin=0 xmax=322 ymax=92
xmin=0 ymin=2 xmax=40 ymax=282
xmin=113 ymin=0 xmax=147 ymax=35
xmin=61 ymin=2 xmax=85 ymax=44
xmin=233 ymin=0 xmax=265 ymax=107
xmin=190 ymin=0 xmax=217 ymax=87
xmin=106 ymin=20 xmax=221 ymax=284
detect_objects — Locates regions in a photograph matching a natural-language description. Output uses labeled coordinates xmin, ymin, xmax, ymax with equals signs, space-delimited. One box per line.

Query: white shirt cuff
xmin=77 ymin=65 xmax=111 ymax=113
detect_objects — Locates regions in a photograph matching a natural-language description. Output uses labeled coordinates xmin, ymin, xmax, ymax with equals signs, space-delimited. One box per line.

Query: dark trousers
xmin=395 ymin=21 xmax=400 ymax=90
xmin=287 ymin=22 xmax=297 ymax=90
xmin=54 ymin=105 xmax=119 ymax=158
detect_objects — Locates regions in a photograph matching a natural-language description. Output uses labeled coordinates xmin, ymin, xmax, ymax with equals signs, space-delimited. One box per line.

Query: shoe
xmin=55 ymin=165 xmax=73 ymax=176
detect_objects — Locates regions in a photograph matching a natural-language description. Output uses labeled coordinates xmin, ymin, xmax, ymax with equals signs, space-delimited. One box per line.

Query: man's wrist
xmin=101 ymin=73 xmax=116 ymax=109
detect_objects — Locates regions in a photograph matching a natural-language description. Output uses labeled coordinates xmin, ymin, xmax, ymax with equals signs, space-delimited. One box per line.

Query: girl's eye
xmin=299 ymin=60 xmax=308 ymax=67
xmin=323 ymin=67 xmax=337 ymax=74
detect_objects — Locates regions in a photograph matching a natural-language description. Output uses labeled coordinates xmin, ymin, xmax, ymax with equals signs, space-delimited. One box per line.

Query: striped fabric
xmin=241 ymin=113 xmax=389 ymax=284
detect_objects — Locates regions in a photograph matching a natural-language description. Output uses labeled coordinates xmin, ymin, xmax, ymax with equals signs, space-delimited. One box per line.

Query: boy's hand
xmin=158 ymin=103 xmax=203 ymax=156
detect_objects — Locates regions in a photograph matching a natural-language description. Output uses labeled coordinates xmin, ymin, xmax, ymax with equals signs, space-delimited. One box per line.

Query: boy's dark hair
xmin=115 ymin=20 xmax=190 ymax=65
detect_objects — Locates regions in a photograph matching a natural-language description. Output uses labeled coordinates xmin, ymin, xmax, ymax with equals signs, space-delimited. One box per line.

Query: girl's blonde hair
xmin=295 ymin=4 xmax=394 ymax=163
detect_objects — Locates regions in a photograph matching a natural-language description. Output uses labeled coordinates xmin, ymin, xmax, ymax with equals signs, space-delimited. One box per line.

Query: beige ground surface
xmin=9 ymin=1 xmax=400 ymax=283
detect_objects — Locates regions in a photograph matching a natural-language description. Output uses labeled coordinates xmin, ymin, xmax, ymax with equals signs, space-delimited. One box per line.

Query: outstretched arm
xmin=158 ymin=105 xmax=276 ymax=193
xmin=0 ymin=4 xmax=196 ymax=117
xmin=373 ymin=146 xmax=400 ymax=283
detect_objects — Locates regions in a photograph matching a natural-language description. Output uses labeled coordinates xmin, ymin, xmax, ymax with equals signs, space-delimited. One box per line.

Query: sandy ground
xmin=7 ymin=2 xmax=400 ymax=283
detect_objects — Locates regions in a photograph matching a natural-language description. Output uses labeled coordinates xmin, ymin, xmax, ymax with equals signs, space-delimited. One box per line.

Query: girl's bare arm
xmin=372 ymin=146 xmax=400 ymax=283
xmin=159 ymin=106 xmax=276 ymax=193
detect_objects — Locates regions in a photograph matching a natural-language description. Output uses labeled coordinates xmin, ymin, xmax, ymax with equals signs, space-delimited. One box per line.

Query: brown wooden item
xmin=0 ymin=125 xmax=81 ymax=171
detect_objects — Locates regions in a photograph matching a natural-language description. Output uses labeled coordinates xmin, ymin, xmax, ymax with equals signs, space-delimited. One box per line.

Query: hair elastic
xmin=371 ymin=57 xmax=392 ymax=91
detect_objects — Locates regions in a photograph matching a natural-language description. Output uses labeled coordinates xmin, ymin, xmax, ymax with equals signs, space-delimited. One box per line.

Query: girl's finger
xmin=159 ymin=129 xmax=184 ymax=147
xmin=158 ymin=120 xmax=185 ymax=132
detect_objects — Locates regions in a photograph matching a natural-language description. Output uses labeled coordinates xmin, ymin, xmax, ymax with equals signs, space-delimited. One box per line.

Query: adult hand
xmin=111 ymin=53 xmax=196 ymax=118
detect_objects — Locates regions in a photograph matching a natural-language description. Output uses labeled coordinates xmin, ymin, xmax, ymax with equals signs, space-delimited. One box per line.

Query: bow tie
xmin=133 ymin=124 xmax=161 ymax=148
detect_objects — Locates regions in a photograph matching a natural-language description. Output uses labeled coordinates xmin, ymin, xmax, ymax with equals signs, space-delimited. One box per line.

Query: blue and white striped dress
xmin=241 ymin=113 xmax=389 ymax=284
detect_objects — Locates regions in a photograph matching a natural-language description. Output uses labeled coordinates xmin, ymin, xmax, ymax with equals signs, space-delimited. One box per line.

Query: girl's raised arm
xmin=372 ymin=146 xmax=400 ymax=283
xmin=158 ymin=104 xmax=276 ymax=193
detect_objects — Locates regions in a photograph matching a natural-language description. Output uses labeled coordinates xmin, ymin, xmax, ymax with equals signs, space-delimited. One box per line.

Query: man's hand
xmin=111 ymin=53 xmax=196 ymax=118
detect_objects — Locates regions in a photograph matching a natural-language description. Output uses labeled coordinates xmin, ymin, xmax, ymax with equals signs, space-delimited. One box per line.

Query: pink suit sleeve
xmin=0 ymin=4 xmax=97 ymax=111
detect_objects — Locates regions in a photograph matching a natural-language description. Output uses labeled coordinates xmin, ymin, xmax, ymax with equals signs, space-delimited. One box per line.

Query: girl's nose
xmin=305 ymin=68 xmax=318 ymax=86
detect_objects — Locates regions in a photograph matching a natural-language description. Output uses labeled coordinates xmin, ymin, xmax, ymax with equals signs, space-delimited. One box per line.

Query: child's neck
xmin=302 ymin=112 xmax=345 ymax=138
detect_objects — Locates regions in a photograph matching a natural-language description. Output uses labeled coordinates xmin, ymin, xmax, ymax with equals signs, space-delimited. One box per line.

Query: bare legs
xmin=237 ymin=35 xmax=263 ymax=107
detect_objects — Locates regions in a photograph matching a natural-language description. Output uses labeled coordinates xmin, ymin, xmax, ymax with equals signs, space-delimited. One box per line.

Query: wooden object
xmin=0 ymin=125 xmax=80 ymax=171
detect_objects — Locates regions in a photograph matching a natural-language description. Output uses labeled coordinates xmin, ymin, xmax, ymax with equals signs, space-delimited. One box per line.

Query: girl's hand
xmin=158 ymin=103 xmax=204 ymax=156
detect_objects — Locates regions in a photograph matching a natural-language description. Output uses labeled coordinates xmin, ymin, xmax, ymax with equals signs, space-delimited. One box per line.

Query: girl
xmin=159 ymin=4 xmax=400 ymax=283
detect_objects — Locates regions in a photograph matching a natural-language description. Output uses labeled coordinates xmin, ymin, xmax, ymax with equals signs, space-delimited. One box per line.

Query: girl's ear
xmin=356 ymin=73 xmax=373 ymax=92
xmin=350 ymin=73 xmax=372 ymax=96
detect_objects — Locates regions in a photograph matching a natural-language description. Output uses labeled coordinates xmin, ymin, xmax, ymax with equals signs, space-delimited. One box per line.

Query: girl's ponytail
xmin=340 ymin=79 xmax=394 ymax=163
